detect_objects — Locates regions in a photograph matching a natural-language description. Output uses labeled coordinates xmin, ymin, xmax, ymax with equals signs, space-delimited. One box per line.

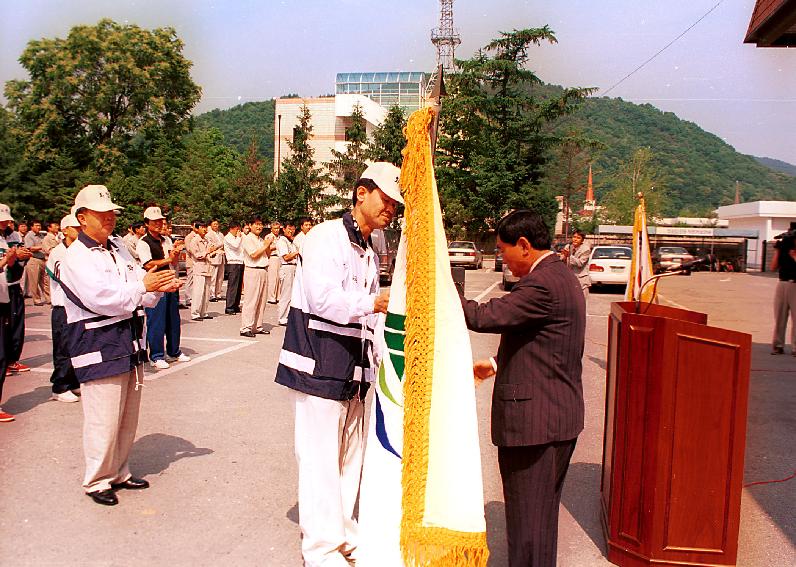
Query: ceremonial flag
xmin=625 ymin=195 xmax=655 ymax=302
xmin=358 ymin=107 xmax=489 ymax=566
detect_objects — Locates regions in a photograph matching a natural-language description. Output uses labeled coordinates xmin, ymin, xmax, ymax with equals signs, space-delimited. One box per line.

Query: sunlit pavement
xmin=0 ymin=269 xmax=792 ymax=566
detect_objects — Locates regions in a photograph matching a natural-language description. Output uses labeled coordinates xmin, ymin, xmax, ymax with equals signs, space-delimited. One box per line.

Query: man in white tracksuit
xmin=275 ymin=162 xmax=401 ymax=566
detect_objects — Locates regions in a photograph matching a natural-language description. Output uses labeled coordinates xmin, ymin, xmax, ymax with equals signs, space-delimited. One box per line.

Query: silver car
xmin=448 ymin=241 xmax=484 ymax=269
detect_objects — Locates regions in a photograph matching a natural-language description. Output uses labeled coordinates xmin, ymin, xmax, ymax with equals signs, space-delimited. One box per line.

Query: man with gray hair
xmin=60 ymin=185 xmax=180 ymax=506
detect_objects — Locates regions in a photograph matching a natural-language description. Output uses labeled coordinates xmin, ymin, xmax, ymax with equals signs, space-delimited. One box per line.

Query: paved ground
xmin=0 ymin=269 xmax=793 ymax=566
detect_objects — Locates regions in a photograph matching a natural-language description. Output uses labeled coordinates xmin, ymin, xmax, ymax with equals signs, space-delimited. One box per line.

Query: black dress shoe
xmin=88 ymin=489 xmax=118 ymax=506
xmin=209 ymin=298 xmax=219 ymax=302
xmin=240 ymin=331 xmax=256 ymax=338
xmin=225 ymin=309 xmax=236 ymax=315
xmin=202 ymin=315 xmax=214 ymax=320
xmin=112 ymin=477 xmax=150 ymax=490
xmin=256 ymin=329 xmax=271 ymax=335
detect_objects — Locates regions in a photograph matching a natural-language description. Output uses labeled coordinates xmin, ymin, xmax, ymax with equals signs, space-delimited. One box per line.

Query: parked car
xmin=494 ymin=248 xmax=503 ymax=272
xmin=653 ymin=246 xmax=694 ymax=274
xmin=588 ymin=246 xmax=632 ymax=286
xmin=372 ymin=228 xmax=400 ymax=284
xmin=448 ymin=241 xmax=483 ymax=269
xmin=502 ymin=263 xmax=520 ymax=291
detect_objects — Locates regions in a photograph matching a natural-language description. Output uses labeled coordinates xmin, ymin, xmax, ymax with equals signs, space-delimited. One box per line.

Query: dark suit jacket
xmin=461 ymin=254 xmax=586 ymax=447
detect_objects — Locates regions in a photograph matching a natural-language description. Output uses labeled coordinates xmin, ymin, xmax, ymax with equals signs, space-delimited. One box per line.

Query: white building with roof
xmin=717 ymin=201 xmax=796 ymax=270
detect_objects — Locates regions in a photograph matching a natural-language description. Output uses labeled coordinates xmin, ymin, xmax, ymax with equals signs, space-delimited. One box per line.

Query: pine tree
xmin=275 ymin=105 xmax=330 ymax=221
xmin=367 ymin=104 xmax=407 ymax=167
xmin=328 ymin=104 xmax=368 ymax=217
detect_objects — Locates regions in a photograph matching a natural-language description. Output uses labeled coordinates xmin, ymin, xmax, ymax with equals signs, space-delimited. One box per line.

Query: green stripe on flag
xmin=384 ymin=330 xmax=405 ymax=352
xmin=385 ymin=312 xmax=406 ymax=331
xmin=378 ymin=363 xmax=400 ymax=407
xmin=390 ymin=352 xmax=405 ymax=380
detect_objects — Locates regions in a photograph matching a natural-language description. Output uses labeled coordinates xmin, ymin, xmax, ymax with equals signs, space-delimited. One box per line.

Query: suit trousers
xmin=772 ymin=280 xmax=796 ymax=350
xmin=209 ymin=260 xmax=225 ymax=299
xmin=498 ymin=438 xmax=578 ymax=567
xmin=241 ymin=267 xmax=268 ymax=333
xmin=294 ymin=391 xmax=365 ymax=567
xmin=50 ymin=306 xmax=79 ymax=394
xmin=145 ymin=291 xmax=182 ymax=361
xmin=277 ymin=264 xmax=296 ymax=325
xmin=81 ymin=367 xmax=143 ymax=492
xmin=225 ymin=263 xmax=244 ymax=312
xmin=181 ymin=265 xmax=193 ymax=306
xmin=266 ymin=255 xmax=282 ymax=303
xmin=26 ymin=257 xmax=50 ymax=304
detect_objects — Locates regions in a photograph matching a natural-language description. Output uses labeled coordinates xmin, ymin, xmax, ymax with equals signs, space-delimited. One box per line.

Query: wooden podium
xmin=601 ymin=302 xmax=751 ymax=567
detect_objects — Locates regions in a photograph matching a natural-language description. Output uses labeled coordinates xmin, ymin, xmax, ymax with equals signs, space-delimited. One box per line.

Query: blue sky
xmin=2 ymin=0 xmax=795 ymax=164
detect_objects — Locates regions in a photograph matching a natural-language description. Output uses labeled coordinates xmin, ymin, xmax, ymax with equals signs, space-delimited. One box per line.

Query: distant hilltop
xmin=194 ymin=86 xmax=796 ymax=216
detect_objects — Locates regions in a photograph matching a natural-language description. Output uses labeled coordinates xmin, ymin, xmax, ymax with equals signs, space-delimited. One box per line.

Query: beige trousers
xmin=191 ymin=274 xmax=210 ymax=319
xmin=240 ymin=267 xmax=268 ymax=333
xmin=209 ymin=260 xmax=225 ymax=300
xmin=81 ymin=367 xmax=143 ymax=492
xmin=26 ymin=257 xmax=50 ymax=304
xmin=266 ymin=255 xmax=282 ymax=303
xmin=277 ymin=264 xmax=296 ymax=325
xmin=295 ymin=391 xmax=365 ymax=567
xmin=773 ymin=280 xmax=796 ymax=350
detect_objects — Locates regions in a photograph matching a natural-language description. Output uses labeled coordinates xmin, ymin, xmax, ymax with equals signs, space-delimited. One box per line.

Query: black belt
xmin=246 ymin=266 xmax=267 ymax=270
xmin=284 ymin=263 xmax=296 ymax=266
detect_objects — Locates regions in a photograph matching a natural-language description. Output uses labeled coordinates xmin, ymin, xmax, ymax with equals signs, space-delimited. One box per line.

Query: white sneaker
xmin=151 ymin=359 xmax=170 ymax=370
xmin=52 ymin=390 xmax=80 ymax=403
xmin=176 ymin=353 xmax=191 ymax=362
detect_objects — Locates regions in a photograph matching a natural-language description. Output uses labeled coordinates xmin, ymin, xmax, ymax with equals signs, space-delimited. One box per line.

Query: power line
xmin=602 ymin=1 xmax=726 ymax=96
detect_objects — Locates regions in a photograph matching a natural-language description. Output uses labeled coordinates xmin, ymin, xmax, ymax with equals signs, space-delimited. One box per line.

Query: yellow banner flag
xmin=625 ymin=196 xmax=655 ymax=302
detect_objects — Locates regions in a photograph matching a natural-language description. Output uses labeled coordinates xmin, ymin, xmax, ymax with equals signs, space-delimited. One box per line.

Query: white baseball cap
xmin=0 ymin=203 xmax=14 ymax=222
xmin=73 ymin=185 xmax=123 ymax=212
xmin=358 ymin=162 xmax=403 ymax=205
xmin=60 ymin=214 xmax=80 ymax=231
xmin=144 ymin=206 xmax=166 ymax=221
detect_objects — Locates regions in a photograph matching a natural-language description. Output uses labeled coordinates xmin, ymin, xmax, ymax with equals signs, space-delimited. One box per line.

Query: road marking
xmin=144 ymin=340 xmax=257 ymax=380
xmin=473 ymin=282 xmax=500 ymax=302
xmin=658 ymin=294 xmax=690 ymax=311
xmin=26 ymin=327 xmax=248 ymax=344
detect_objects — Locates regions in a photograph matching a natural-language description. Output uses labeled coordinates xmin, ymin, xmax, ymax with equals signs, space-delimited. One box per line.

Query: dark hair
xmin=352 ymin=178 xmax=379 ymax=206
xmin=192 ymin=219 xmax=207 ymax=228
xmin=228 ymin=220 xmax=241 ymax=229
xmin=496 ymin=210 xmax=551 ymax=250
xmin=298 ymin=217 xmax=312 ymax=226
xmin=572 ymin=229 xmax=586 ymax=238
xmin=249 ymin=217 xmax=263 ymax=225
xmin=130 ymin=221 xmax=145 ymax=231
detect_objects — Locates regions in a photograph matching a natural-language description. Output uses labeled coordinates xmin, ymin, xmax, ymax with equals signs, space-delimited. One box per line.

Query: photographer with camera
xmin=771 ymin=222 xmax=796 ymax=355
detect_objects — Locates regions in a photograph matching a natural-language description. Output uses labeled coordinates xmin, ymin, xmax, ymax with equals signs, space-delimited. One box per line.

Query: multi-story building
xmin=273 ymin=71 xmax=430 ymax=177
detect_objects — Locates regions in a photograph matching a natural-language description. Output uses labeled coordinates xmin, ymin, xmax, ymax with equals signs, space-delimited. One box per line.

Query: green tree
xmin=176 ymin=128 xmax=241 ymax=223
xmin=437 ymin=28 xmax=594 ymax=233
xmin=367 ymin=104 xmax=407 ymax=166
xmin=328 ymin=104 xmax=368 ymax=215
xmin=230 ymin=139 xmax=273 ymax=223
xmin=275 ymin=105 xmax=331 ymax=221
xmin=5 ymin=19 xmax=201 ymax=175
xmin=602 ymin=148 xmax=667 ymax=225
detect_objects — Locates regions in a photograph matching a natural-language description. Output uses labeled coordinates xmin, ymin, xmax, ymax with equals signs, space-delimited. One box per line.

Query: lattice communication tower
xmin=431 ymin=0 xmax=461 ymax=72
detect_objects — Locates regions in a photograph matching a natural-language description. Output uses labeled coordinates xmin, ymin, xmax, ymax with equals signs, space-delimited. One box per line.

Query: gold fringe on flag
xmin=399 ymin=107 xmax=489 ymax=566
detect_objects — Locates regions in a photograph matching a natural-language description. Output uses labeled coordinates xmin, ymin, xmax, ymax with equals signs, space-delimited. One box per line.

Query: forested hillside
xmin=754 ymin=155 xmax=796 ymax=177
xmin=194 ymin=100 xmax=275 ymax=164
xmin=561 ymin=95 xmax=796 ymax=214
xmin=192 ymin=91 xmax=796 ymax=217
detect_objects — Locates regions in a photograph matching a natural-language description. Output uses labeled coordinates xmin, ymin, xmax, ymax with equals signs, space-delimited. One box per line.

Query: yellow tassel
xmin=398 ymin=107 xmax=489 ymax=566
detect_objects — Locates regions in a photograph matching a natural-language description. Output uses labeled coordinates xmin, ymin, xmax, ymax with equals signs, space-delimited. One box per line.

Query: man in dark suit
xmin=461 ymin=209 xmax=586 ymax=566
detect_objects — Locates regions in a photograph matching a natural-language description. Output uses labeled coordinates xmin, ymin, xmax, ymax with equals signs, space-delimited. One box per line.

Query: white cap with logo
xmin=0 ymin=204 xmax=14 ymax=222
xmin=144 ymin=206 xmax=166 ymax=221
xmin=60 ymin=214 xmax=80 ymax=231
xmin=358 ymin=162 xmax=403 ymax=205
xmin=73 ymin=185 xmax=123 ymax=212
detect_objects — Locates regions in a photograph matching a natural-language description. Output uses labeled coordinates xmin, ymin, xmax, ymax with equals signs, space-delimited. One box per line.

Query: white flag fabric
xmin=358 ymin=107 xmax=489 ymax=566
